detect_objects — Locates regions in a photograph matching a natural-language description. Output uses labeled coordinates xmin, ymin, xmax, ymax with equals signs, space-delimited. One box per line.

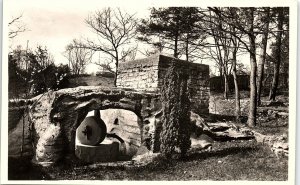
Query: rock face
xmin=205 ymin=122 xmax=255 ymax=141
xmin=253 ymin=131 xmax=288 ymax=157
xmin=191 ymin=133 xmax=213 ymax=150
xmin=272 ymin=142 xmax=288 ymax=157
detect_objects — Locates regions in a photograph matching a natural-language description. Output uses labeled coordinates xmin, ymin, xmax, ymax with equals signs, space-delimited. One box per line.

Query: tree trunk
xmin=174 ymin=33 xmax=179 ymax=58
xmin=269 ymin=8 xmax=284 ymax=101
xmin=114 ymin=52 xmax=119 ymax=87
xmin=223 ymin=49 xmax=230 ymax=100
xmin=247 ymin=8 xmax=257 ymax=127
xmin=185 ymin=34 xmax=189 ymax=61
xmin=232 ymin=48 xmax=241 ymax=122
xmin=223 ymin=72 xmax=229 ymax=100
xmin=219 ymin=66 xmax=223 ymax=77
xmin=257 ymin=7 xmax=270 ymax=105
xmin=262 ymin=55 xmax=270 ymax=88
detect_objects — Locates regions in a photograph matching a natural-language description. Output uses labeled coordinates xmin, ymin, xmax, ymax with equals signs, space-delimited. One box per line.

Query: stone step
xmin=75 ymin=142 xmax=119 ymax=163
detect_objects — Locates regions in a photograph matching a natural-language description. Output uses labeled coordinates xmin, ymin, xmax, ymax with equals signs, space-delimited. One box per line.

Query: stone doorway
xmin=74 ymin=109 xmax=143 ymax=163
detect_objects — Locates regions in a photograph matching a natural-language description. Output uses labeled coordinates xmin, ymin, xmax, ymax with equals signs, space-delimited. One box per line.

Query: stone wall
xmin=117 ymin=54 xmax=210 ymax=115
xmin=100 ymin=109 xmax=142 ymax=157
xmin=116 ymin=55 xmax=160 ymax=91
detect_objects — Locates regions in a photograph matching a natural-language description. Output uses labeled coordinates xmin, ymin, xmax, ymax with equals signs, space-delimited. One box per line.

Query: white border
xmin=1 ymin=0 xmax=298 ymax=184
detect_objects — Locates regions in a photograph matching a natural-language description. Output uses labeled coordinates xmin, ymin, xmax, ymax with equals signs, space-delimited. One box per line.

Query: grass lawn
xmin=8 ymin=139 xmax=288 ymax=180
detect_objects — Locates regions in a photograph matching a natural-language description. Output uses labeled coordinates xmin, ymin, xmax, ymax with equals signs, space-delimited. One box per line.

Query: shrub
xmin=8 ymin=47 xmax=71 ymax=98
xmin=96 ymin=71 xmax=115 ymax=78
xmin=177 ymin=74 xmax=191 ymax=156
xmin=160 ymin=62 xmax=191 ymax=157
xmin=8 ymin=55 xmax=27 ymax=99
xmin=29 ymin=64 xmax=70 ymax=96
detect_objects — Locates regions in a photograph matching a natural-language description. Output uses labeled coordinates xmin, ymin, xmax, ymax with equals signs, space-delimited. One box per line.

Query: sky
xmin=7 ymin=0 xmax=155 ymax=73
xmin=7 ymin=0 xmax=251 ymax=74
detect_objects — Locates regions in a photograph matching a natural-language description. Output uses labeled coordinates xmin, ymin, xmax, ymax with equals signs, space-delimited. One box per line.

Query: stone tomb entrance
xmin=75 ymin=109 xmax=143 ymax=162
xmin=28 ymin=87 xmax=162 ymax=166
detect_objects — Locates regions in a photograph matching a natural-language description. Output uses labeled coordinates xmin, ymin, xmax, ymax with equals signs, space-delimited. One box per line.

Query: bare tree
xmin=84 ymin=8 xmax=137 ymax=85
xmin=227 ymin=25 xmax=243 ymax=123
xmin=64 ymin=39 xmax=94 ymax=76
xmin=93 ymin=54 xmax=115 ymax=74
xmin=257 ymin=7 xmax=271 ymax=105
xmin=269 ymin=7 xmax=285 ymax=101
xmin=202 ymin=9 xmax=236 ymax=100
xmin=8 ymin=14 xmax=27 ymax=39
xmin=244 ymin=8 xmax=258 ymax=127
xmin=208 ymin=7 xmax=260 ymax=127
xmin=203 ymin=8 xmax=244 ymax=121
xmin=231 ymin=39 xmax=241 ymax=122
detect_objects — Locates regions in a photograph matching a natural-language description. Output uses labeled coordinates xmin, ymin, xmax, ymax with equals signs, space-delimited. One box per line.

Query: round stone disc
xmin=76 ymin=116 xmax=107 ymax=146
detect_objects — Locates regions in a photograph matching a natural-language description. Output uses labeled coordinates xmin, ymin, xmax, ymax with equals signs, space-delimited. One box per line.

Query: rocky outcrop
xmin=23 ymin=86 xmax=162 ymax=166
xmin=253 ymin=131 xmax=288 ymax=157
xmin=272 ymin=142 xmax=288 ymax=157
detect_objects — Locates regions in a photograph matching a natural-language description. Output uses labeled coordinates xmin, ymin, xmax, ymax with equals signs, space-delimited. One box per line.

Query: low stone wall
xmin=157 ymin=55 xmax=210 ymax=115
xmin=117 ymin=54 xmax=210 ymax=115
xmin=117 ymin=55 xmax=160 ymax=91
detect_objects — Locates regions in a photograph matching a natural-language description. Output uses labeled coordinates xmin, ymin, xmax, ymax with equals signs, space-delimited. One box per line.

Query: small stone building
xmin=116 ymin=54 xmax=210 ymax=115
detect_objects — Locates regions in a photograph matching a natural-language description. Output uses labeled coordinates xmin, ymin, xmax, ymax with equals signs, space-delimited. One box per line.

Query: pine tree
xmin=138 ymin=7 xmax=204 ymax=60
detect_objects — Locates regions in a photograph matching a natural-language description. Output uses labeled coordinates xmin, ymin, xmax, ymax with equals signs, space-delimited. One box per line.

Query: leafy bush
xmin=68 ymin=73 xmax=91 ymax=78
xmin=8 ymin=55 xmax=27 ymax=99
